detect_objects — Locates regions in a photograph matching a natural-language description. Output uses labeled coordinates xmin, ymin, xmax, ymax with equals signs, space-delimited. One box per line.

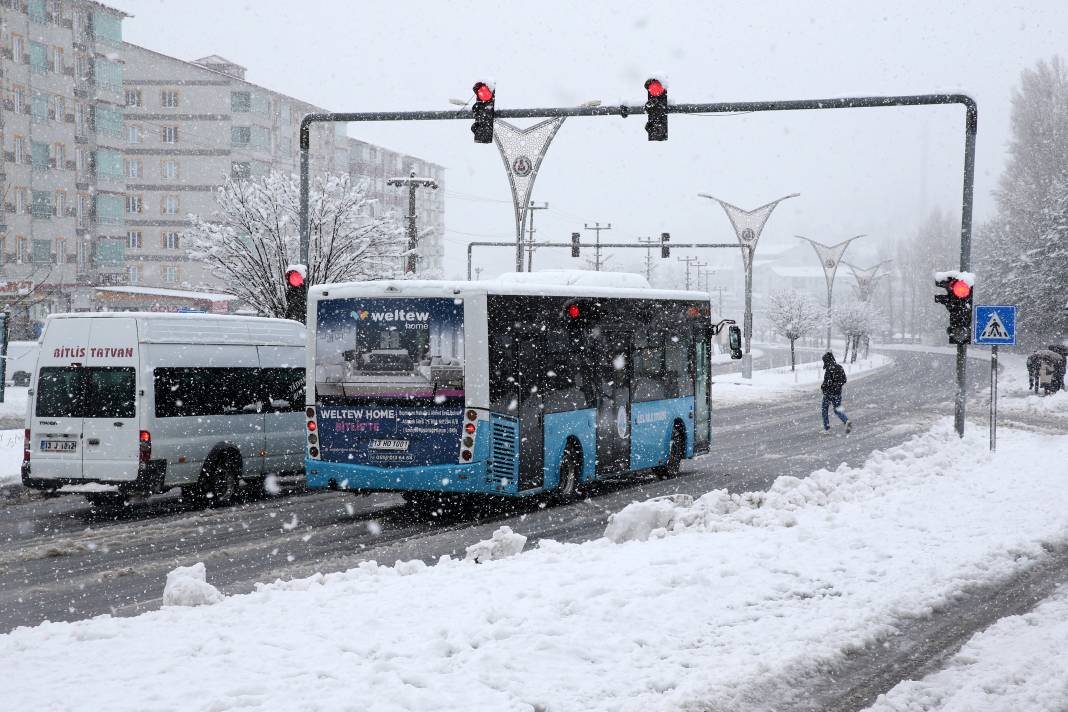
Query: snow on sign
xmin=974 ymin=305 xmax=1016 ymax=345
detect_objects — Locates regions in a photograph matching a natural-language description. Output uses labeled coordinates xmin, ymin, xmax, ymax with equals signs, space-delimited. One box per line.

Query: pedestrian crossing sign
xmin=974 ymin=305 xmax=1016 ymax=345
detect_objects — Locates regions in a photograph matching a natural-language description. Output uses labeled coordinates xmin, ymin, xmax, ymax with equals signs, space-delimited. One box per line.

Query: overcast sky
xmin=110 ymin=0 xmax=1068 ymax=278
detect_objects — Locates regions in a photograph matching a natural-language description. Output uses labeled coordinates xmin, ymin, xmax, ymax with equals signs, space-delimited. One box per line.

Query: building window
xmin=162 ymin=232 xmax=180 ymax=250
xmin=77 ymin=194 xmax=90 ymax=227
xmin=28 ymin=0 xmax=47 ymax=23
xmin=29 ymin=42 xmax=48 ymax=74
xmin=125 ymin=89 xmax=143 ymax=107
xmin=126 ymin=231 xmax=143 ymax=249
xmin=94 ymin=149 xmax=124 ymax=179
xmin=32 ymin=239 xmax=52 ymax=264
xmin=161 ymin=195 xmax=179 ymax=215
xmin=53 ymin=143 xmax=66 ymax=168
xmin=95 ymin=194 xmax=125 ymax=225
xmin=125 ymin=194 xmax=144 ymax=214
xmin=51 ymin=95 xmax=66 ymax=119
xmin=15 ymin=189 xmax=28 ymax=214
xmin=52 ymin=46 xmax=63 ymax=73
xmin=126 ymin=124 xmax=143 ymax=144
xmin=13 ymin=86 xmax=26 ymax=114
xmin=231 ymin=92 xmax=251 ymax=112
xmin=161 ymin=159 xmax=179 ymax=180
xmin=161 ymin=126 xmax=179 ymax=144
xmin=249 ymin=125 xmax=271 ymax=150
xmin=31 ymin=142 xmax=50 ymax=170
xmin=160 ymin=90 xmax=179 ymax=108
xmin=55 ymin=191 xmax=67 ymax=217
xmin=16 ymin=238 xmax=29 ymax=264
xmin=161 ymin=265 xmax=179 ymax=284
xmin=231 ymin=126 xmax=251 ymax=146
xmin=55 ymin=239 xmax=66 ymax=263
xmin=12 ymin=35 xmax=25 ymax=63
xmin=13 ymin=137 xmax=26 ymax=164
xmin=127 ymin=265 xmax=141 ymax=284
xmin=31 ymin=94 xmax=49 ymax=122
xmin=231 ymin=161 xmax=251 ymax=180
xmin=124 ymin=159 xmax=142 ymax=178
xmin=32 ymin=191 xmax=53 ymax=219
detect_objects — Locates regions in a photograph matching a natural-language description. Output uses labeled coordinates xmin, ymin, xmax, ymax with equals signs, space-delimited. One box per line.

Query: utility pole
xmin=583 ymin=222 xmax=612 ymax=271
xmin=474 ymin=267 xmax=483 ymax=280
xmin=677 ymin=256 xmax=699 ymax=290
xmin=638 ymin=236 xmax=659 ymax=281
xmin=524 ymin=201 xmax=549 ymax=271
xmin=387 ymin=170 xmax=438 ymax=274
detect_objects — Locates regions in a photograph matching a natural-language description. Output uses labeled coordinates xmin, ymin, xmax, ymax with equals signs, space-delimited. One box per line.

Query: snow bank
xmin=0 ymin=428 xmax=24 ymax=487
xmin=866 ymin=586 xmax=1068 ymax=712
xmin=464 ymin=525 xmax=528 ymax=563
xmin=4 ymin=421 xmax=1068 ymax=711
xmin=161 ymin=563 xmax=224 ymax=607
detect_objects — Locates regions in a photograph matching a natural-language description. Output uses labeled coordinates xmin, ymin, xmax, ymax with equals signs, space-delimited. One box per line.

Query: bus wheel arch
xmin=555 ymin=437 xmax=584 ymax=501
xmin=657 ymin=421 xmax=687 ymax=480
xmin=190 ymin=446 xmax=243 ymax=508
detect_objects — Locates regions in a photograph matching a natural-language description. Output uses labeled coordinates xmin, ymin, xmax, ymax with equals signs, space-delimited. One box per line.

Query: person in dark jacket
xmin=821 ymin=352 xmax=851 ymax=434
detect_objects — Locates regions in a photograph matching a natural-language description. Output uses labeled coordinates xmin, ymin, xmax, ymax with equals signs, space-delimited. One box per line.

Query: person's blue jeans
xmin=822 ymin=394 xmax=849 ymax=430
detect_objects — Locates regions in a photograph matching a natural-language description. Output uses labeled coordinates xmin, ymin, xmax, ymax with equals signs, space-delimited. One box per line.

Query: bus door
xmin=515 ymin=336 xmax=545 ymax=491
xmin=693 ymin=324 xmax=711 ymax=452
xmin=595 ymin=330 xmax=632 ymax=474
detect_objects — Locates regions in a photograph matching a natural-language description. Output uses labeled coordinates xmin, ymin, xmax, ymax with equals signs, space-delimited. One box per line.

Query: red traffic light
xmin=286 ymin=270 xmax=304 ymax=288
xmin=474 ymin=82 xmax=494 ymax=102
xmin=645 ymin=78 xmax=666 ymax=97
xmin=566 ymin=304 xmax=580 ymax=319
xmin=950 ymin=279 xmax=971 ymax=299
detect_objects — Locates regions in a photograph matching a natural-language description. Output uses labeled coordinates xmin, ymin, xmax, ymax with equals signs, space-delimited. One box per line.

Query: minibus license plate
xmin=370 ymin=439 xmax=409 ymax=451
xmin=41 ymin=440 xmax=77 ymax=452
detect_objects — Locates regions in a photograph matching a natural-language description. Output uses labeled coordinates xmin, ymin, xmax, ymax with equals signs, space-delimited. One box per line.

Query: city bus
xmin=303 ymin=272 xmax=738 ymax=503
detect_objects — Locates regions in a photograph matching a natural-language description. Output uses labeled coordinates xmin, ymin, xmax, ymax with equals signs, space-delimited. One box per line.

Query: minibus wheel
xmin=204 ymin=454 xmax=240 ymax=508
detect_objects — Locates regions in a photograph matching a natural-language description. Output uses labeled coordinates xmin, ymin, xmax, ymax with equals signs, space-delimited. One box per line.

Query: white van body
xmin=22 ymin=313 xmax=306 ymax=504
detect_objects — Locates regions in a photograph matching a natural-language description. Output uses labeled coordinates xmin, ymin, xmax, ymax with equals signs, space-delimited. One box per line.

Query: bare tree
xmin=766 ymin=290 xmax=826 ymax=371
xmin=834 ymin=301 xmax=882 ymax=363
xmin=185 ymin=172 xmax=405 ymax=318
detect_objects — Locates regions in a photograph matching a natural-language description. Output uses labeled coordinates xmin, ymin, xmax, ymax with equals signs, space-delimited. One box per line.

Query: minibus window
xmin=85 ymin=368 xmax=135 ymax=419
xmin=36 ymin=367 xmax=85 ymax=418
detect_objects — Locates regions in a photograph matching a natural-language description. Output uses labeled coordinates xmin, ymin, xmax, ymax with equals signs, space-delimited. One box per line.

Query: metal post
xmin=583 ymin=222 xmax=612 ymax=270
xmin=677 ymin=255 xmax=698 ymax=290
xmin=956 ymin=104 xmax=978 ymax=438
xmin=989 ymin=348 xmax=996 ymax=444
xmin=638 ymin=236 xmax=658 ymax=281
xmin=0 ymin=312 xmax=8 ymax=404
xmin=387 ymin=170 xmax=439 ymax=274
xmin=525 ymin=201 xmax=549 ymax=271
xmin=299 ymin=129 xmax=310 ymax=265
xmin=743 ymin=246 xmax=753 ymax=379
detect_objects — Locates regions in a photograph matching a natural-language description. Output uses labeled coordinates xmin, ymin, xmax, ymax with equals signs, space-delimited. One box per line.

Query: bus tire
xmin=198 ymin=452 xmax=241 ymax=508
xmin=554 ymin=442 xmax=583 ymax=502
xmin=656 ymin=425 xmax=685 ymax=480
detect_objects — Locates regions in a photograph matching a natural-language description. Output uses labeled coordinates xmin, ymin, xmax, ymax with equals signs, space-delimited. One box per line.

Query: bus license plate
xmin=370 ymin=439 xmax=409 ymax=451
xmin=41 ymin=440 xmax=77 ymax=453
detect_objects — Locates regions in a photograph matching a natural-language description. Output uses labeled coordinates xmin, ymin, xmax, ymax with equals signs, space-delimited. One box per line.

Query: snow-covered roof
xmin=312 ymin=278 xmax=704 ymax=302
xmin=500 ymin=270 xmax=651 ymax=290
xmin=95 ymin=286 xmax=238 ymax=301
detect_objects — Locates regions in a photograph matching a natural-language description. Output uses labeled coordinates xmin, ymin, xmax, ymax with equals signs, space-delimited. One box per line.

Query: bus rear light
xmin=139 ymin=430 xmax=151 ymax=463
xmin=463 ymin=436 xmax=473 ymax=448
xmin=23 ymin=428 xmax=30 ymax=462
xmin=466 ymin=409 xmax=477 ymax=421
xmin=461 ymin=449 xmax=473 ymax=462
xmin=309 ymin=447 xmax=319 ymax=458
xmin=308 ymin=433 xmax=318 ymax=445
xmin=464 ymin=422 xmax=476 ymax=434
xmin=306 ymin=407 xmax=315 ymax=418
xmin=307 ymin=421 xmax=317 ymax=431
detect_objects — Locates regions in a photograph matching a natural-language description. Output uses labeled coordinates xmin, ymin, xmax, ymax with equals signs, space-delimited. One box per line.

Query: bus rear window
xmin=36 ymin=367 xmax=135 ymax=419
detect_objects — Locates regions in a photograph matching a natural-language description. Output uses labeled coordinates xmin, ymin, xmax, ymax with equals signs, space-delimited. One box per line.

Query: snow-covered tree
xmin=766 ymin=290 xmax=826 ymax=370
xmin=186 ymin=172 xmax=405 ymax=319
xmin=834 ymin=301 xmax=882 ymax=362
xmin=977 ymin=56 xmax=1068 ymax=345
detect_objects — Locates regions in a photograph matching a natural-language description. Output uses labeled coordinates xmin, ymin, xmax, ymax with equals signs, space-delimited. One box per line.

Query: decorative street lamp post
xmin=698 ymin=193 xmax=799 ymax=378
xmin=492 ymin=118 xmax=566 ymax=273
xmin=795 ymin=234 xmax=865 ymax=352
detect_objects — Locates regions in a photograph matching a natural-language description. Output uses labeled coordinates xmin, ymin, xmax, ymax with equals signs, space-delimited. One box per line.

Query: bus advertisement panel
xmin=314 ymin=297 xmax=465 ymax=466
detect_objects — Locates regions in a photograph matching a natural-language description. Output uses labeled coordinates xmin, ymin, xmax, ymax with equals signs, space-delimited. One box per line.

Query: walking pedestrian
xmin=820 ymin=352 xmax=852 ymax=434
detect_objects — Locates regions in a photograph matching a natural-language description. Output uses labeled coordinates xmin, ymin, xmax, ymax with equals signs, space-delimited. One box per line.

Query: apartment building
xmin=0 ymin=0 xmax=129 ymax=335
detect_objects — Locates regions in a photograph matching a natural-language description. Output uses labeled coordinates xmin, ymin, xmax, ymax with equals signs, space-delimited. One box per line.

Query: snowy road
xmin=0 ymin=349 xmax=975 ymax=635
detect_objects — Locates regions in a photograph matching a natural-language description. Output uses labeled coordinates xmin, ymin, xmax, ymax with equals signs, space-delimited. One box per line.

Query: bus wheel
xmin=657 ymin=427 xmax=685 ymax=480
xmin=554 ymin=444 xmax=583 ymax=502
xmin=203 ymin=454 xmax=240 ymax=508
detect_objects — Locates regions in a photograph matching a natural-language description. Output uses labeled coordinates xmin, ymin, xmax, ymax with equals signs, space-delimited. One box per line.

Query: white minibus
xmin=22 ymin=313 xmax=306 ymax=507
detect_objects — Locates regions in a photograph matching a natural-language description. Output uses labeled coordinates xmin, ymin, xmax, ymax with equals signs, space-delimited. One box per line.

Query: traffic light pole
xmin=299 ymin=91 xmax=977 ymax=435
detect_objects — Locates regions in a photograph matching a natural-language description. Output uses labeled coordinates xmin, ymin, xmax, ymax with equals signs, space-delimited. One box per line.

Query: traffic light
xmin=645 ymin=78 xmax=668 ymax=141
xmin=934 ymin=276 xmax=973 ymax=344
xmin=660 ymin=232 xmax=670 ymax=258
xmin=571 ymin=232 xmax=580 ymax=257
xmin=471 ymin=82 xmax=495 ymax=144
xmin=284 ymin=265 xmax=307 ymax=323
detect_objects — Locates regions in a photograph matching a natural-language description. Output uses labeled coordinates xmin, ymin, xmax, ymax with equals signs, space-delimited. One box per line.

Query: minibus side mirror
xmin=728 ymin=325 xmax=743 ymax=360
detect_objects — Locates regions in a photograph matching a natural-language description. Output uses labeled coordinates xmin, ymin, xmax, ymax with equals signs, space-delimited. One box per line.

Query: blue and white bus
xmin=303 ymin=272 xmax=734 ymax=503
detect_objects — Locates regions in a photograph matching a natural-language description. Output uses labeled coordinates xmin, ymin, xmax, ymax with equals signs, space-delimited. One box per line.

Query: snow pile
xmin=867 ymin=586 xmax=1068 ymax=712
xmin=161 ymin=563 xmax=224 ymax=607
xmin=4 ymin=422 xmax=1068 ymax=711
xmin=604 ymin=494 xmax=693 ymax=542
xmin=0 ymin=428 xmax=25 ymax=487
xmin=464 ymin=525 xmax=527 ymax=563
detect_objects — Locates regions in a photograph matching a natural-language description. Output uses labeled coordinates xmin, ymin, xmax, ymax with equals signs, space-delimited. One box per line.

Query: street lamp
xmin=698 ymin=192 xmax=800 ymax=378
xmin=795 ymin=234 xmax=865 ymax=352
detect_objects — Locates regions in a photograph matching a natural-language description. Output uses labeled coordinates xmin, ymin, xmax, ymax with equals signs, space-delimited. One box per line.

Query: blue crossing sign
xmin=974 ymin=305 xmax=1016 ymax=345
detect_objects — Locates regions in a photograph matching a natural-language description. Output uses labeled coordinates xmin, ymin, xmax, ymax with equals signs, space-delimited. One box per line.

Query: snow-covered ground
xmin=4 ymin=420 xmax=1068 ymax=711
xmin=0 ymin=387 xmax=28 ymax=487
xmin=712 ymin=353 xmax=891 ymax=406
xmin=866 ymin=586 xmax=1068 ymax=712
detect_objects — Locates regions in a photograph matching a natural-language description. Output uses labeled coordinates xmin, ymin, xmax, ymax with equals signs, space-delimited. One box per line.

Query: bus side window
xmin=633 ymin=326 xmax=667 ymax=402
xmin=665 ymin=333 xmax=693 ymax=398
